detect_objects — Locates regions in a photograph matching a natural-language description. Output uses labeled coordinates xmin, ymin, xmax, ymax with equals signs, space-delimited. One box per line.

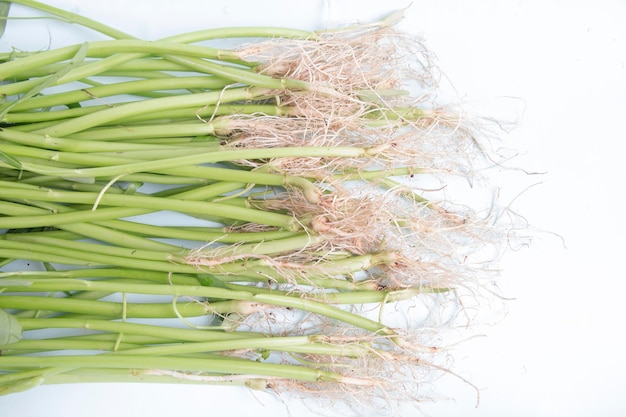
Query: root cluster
xmin=189 ymin=19 xmax=516 ymax=411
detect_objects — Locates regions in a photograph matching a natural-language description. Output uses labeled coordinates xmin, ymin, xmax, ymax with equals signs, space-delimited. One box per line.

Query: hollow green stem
xmin=0 ymin=239 xmax=200 ymax=273
xmin=0 ymin=199 xmax=194 ymax=252
xmin=65 ymin=122 xmax=226 ymax=142
xmin=114 ymin=335 xmax=372 ymax=359
xmin=0 ymin=127 xmax=219 ymax=155
xmin=93 ymin=220 xmax=300 ymax=244
xmin=0 ymin=354 xmax=353 ymax=385
xmin=0 ymin=39 xmax=241 ymax=82
xmin=0 ymin=186 xmax=299 ymax=230
xmin=4 ymin=279 xmax=395 ymax=335
xmin=2 ymin=234 xmax=184 ymax=263
xmin=35 ymin=368 xmax=269 ymax=388
xmin=3 ymin=102 xmax=288 ymax=127
xmin=0 ymin=295 xmax=258 ymax=319
xmin=17 ymin=317 xmax=257 ymax=342
xmin=6 ymin=58 xmax=189 ymax=79
xmin=2 ymin=144 xmax=365 ymax=182
xmin=0 ymin=144 xmax=322 ymax=200
xmin=7 ymin=0 xmax=136 ymax=39
xmin=7 ymin=76 xmax=233 ymax=112
xmin=0 ymin=268 xmax=201 ymax=285
xmin=33 ymin=87 xmax=268 ymax=136
xmin=0 ymin=339 xmax=142 ymax=355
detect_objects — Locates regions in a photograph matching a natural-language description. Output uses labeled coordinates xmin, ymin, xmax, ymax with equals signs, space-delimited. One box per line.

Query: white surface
xmin=1 ymin=1 xmax=626 ymax=416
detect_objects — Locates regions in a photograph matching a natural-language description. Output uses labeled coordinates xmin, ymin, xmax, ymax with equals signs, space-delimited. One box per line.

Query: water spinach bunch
xmin=0 ymin=0 xmax=507 ymax=411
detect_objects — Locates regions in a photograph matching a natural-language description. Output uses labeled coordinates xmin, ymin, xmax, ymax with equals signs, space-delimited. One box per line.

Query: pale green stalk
xmin=0 ymin=144 xmax=365 ymax=180
xmin=0 ymin=295 xmax=257 ymax=318
xmin=0 ymin=143 xmax=322 ymax=200
xmin=16 ymin=317 xmax=256 ymax=342
xmin=0 ymin=354 xmax=355 ymax=384
xmin=32 ymin=86 xmax=268 ymax=136
xmin=7 ymin=76 xmax=233 ymax=112
xmin=0 ymin=339 xmax=143 ymax=354
xmin=0 ymin=39 xmax=241 ymax=82
xmin=0 ymin=186 xmax=299 ymax=230
xmin=2 ymin=279 xmax=396 ymax=336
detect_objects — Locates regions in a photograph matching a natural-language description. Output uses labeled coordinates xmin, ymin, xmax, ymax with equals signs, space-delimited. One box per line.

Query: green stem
xmin=0 ymin=354 xmax=350 ymax=384
xmin=0 ymin=39 xmax=241 ymax=82
xmin=7 ymin=76 xmax=233 ymax=112
xmin=32 ymin=87 xmax=268 ymax=136
xmin=3 ymin=102 xmax=288 ymax=127
xmin=1 ymin=143 xmax=323 ymax=200
xmin=3 ymin=144 xmax=365 ymax=181
xmin=1 ymin=334 xmax=370 ymax=359
xmin=2 ymin=233 xmax=183 ymax=262
xmin=0 ymin=185 xmax=299 ymax=230
xmin=114 ymin=335 xmax=371 ymax=358
xmin=36 ymin=368 xmax=268 ymax=388
xmin=9 ymin=0 xmax=317 ymax=42
xmin=0 ymin=127 xmax=219 ymax=153
xmin=5 ymin=239 xmax=391 ymax=292
xmin=3 ymin=105 xmax=106 ymax=124
xmin=0 ymin=200 xmax=193 ymax=252
xmin=159 ymin=54 xmax=309 ymax=90
xmin=227 ymin=283 xmax=447 ymax=304
xmin=0 ymin=265 xmax=378 ymax=293
xmin=6 ymin=58 xmax=190 ymax=79
xmin=17 ymin=317 xmax=256 ymax=342
xmin=189 ymin=233 xmax=324 ymax=260
xmin=0 ymin=268 xmax=201 ymax=285
xmin=93 ymin=220 xmax=300 ymax=244
xmin=211 ymin=251 xmax=397 ymax=284
xmin=5 ymin=279 xmax=395 ymax=335
xmin=0 ymin=239 xmax=200 ymax=273
xmin=0 ymin=295 xmax=257 ymax=318
xmin=65 ymin=123 xmax=225 ymax=142
xmin=0 ymin=339 xmax=142 ymax=354
xmin=7 ymin=0 xmax=136 ymax=39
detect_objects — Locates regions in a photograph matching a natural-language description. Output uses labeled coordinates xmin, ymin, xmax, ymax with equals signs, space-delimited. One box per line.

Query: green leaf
xmin=0 ymin=308 xmax=23 ymax=345
xmin=197 ymin=273 xmax=231 ymax=290
xmin=123 ymin=182 xmax=143 ymax=195
xmin=0 ymin=258 xmax=15 ymax=268
xmin=0 ymin=376 xmax=44 ymax=396
xmin=0 ymin=2 xmax=10 ymax=39
xmin=43 ymin=262 xmax=57 ymax=272
xmin=0 ymin=148 xmax=21 ymax=169
xmin=197 ymin=274 xmax=231 ymax=302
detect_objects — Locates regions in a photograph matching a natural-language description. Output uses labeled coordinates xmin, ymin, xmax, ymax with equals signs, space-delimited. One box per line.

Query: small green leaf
xmin=123 ymin=182 xmax=143 ymax=195
xmin=197 ymin=274 xmax=230 ymax=302
xmin=0 ymin=376 xmax=44 ymax=395
xmin=0 ymin=148 xmax=22 ymax=169
xmin=0 ymin=308 xmax=23 ymax=345
xmin=43 ymin=262 xmax=57 ymax=272
xmin=0 ymin=41 xmax=89 ymax=117
xmin=0 ymin=258 xmax=14 ymax=268
xmin=197 ymin=273 xmax=230 ymax=290
xmin=0 ymin=2 xmax=10 ymax=39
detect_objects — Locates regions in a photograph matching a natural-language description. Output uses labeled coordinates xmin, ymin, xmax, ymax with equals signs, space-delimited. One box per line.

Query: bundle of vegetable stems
xmin=0 ymin=0 xmax=508 ymax=411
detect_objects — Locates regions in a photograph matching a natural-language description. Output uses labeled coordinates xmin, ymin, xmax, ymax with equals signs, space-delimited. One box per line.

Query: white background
xmin=1 ymin=1 xmax=625 ymax=416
